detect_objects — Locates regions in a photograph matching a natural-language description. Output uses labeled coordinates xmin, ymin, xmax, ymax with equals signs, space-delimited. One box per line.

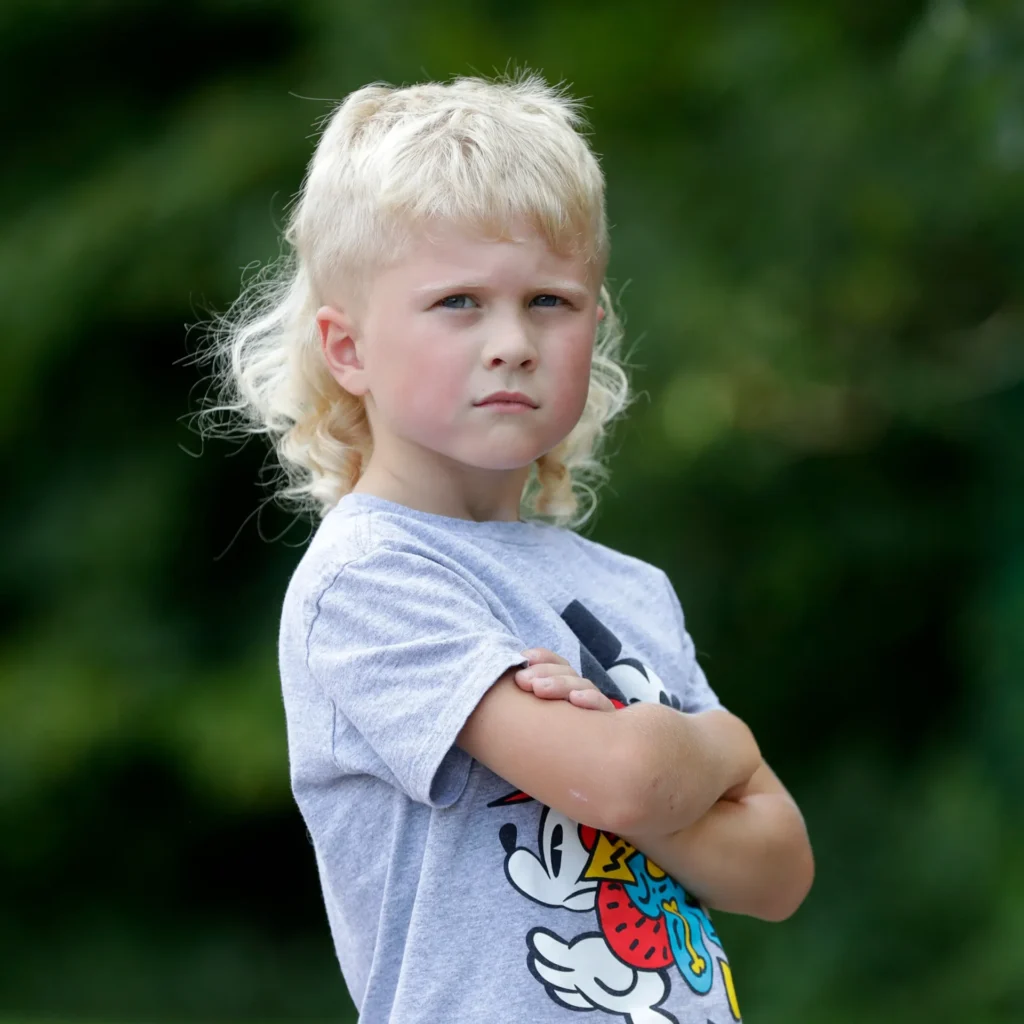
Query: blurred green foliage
xmin=1 ymin=1 xmax=1022 ymax=1021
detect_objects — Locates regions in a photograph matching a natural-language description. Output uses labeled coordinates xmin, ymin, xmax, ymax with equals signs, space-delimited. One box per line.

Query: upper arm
xmin=306 ymin=545 xmax=534 ymax=808
xmin=457 ymin=667 xmax=640 ymax=833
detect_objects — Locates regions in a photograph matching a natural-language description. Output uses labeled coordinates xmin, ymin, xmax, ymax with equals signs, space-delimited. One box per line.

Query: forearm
xmin=614 ymin=702 xmax=761 ymax=835
xmin=620 ymin=783 xmax=815 ymax=922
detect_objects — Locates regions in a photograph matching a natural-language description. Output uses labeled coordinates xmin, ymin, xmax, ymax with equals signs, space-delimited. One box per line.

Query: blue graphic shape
xmin=622 ymin=851 xmax=721 ymax=995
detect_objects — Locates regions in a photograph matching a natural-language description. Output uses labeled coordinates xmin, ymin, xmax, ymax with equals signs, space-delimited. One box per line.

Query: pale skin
xmin=516 ymin=648 xmax=815 ymax=922
xmin=315 ymin=219 xmax=606 ymax=524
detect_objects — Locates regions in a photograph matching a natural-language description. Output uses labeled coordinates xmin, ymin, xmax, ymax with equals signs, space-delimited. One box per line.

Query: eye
xmin=550 ymin=823 xmax=563 ymax=876
xmin=436 ymin=294 xmax=478 ymax=310
xmin=434 ymin=293 xmax=571 ymax=310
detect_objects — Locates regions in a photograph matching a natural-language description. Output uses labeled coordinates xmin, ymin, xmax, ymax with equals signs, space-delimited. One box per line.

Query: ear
xmin=316 ymin=305 xmax=369 ymax=397
xmin=596 ymin=305 xmax=606 ymax=323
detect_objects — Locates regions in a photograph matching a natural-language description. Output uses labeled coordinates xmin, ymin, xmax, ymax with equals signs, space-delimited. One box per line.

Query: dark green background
xmin=2 ymin=1 xmax=1022 ymax=1021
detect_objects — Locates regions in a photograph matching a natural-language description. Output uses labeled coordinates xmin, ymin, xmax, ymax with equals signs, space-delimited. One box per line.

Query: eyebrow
xmin=413 ymin=281 xmax=592 ymax=300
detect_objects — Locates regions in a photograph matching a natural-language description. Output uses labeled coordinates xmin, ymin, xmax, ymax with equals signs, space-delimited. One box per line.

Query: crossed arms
xmin=616 ymin=716 xmax=814 ymax=923
xmin=456 ymin=660 xmax=814 ymax=923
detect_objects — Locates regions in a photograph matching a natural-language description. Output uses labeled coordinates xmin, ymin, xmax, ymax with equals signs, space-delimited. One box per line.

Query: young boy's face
xmin=317 ymin=220 xmax=604 ymax=518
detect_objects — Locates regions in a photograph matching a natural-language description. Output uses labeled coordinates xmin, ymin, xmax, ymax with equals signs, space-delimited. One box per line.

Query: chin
xmin=457 ymin=443 xmax=549 ymax=471
xmin=470 ymin=453 xmax=543 ymax=472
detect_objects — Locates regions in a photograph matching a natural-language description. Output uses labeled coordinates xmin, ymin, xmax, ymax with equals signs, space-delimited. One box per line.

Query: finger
xmin=515 ymin=671 xmax=575 ymax=694
xmin=514 ymin=673 xmax=537 ymax=692
xmin=517 ymin=663 xmax=577 ymax=682
xmin=532 ymin=675 xmax=603 ymax=702
xmin=568 ymin=688 xmax=615 ymax=712
xmin=531 ymin=675 xmax=577 ymax=697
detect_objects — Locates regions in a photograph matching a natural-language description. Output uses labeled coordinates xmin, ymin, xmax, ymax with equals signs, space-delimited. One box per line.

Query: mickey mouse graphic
xmin=488 ymin=600 xmax=743 ymax=1023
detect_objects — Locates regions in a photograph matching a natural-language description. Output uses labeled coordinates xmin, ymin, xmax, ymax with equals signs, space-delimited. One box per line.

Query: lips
xmin=476 ymin=391 xmax=538 ymax=408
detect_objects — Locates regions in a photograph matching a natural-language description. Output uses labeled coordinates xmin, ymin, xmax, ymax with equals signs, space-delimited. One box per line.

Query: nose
xmin=481 ymin=312 xmax=537 ymax=369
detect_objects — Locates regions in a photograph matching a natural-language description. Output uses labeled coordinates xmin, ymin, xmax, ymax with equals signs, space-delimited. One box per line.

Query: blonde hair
xmin=193 ymin=70 xmax=636 ymax=530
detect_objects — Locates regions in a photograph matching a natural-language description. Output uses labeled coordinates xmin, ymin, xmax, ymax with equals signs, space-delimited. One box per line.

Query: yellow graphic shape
xmin=583 ymin=833 xmax=638 ymax=883
xmin=661 ymin=898 xmax=706 ymax=975
xmin=645 ymin=857 xmax=666 ymax=879
xmin=718 ymin=957 xmax=741 ymax=1021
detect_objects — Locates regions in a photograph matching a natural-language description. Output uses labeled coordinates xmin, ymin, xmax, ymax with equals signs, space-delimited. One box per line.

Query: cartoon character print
xmin=489 ymin=600 xmax=742 ymax=1023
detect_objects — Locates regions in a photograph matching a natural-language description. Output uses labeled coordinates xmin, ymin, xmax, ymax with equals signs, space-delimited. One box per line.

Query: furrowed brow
xmin=413 ymin=281 xmax=592 ymax=300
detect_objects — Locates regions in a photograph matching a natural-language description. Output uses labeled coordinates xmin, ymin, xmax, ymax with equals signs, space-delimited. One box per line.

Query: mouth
xmin=475 ymin=393 xmax=539 ymax=409
xmin=475 ymin=400 xmax=537 ymax=412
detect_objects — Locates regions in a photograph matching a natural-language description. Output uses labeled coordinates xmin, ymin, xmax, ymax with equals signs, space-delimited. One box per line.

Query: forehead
xmin=381 ymin=218 xmax=599 ymax=286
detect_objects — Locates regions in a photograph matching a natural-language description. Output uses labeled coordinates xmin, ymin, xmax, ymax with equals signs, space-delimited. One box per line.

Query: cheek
xmin=556 ymin=323 xmax=596 ymax=405
xmin=384 ymin=325 xmax=469 ymax=423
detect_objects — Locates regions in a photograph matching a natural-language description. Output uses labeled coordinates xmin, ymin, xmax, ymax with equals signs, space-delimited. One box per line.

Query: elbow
xmin=603 ymin=706 xmax=706 ymax=836
xmin=753 ymin=835 xmax=815 ymax=923
xmin=567 ymin=723 xmax=656 ymax=835
xmin=601 ymin=729 xmax=663 ymax=836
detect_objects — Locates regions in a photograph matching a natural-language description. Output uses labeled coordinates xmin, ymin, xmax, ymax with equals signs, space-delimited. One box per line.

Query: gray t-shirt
xmin=278 ymin=492 xmax=743 ymax=1024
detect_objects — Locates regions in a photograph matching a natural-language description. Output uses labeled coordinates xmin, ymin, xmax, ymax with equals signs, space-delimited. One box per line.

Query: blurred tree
xmin=1 ymin=1 xmax=1021 ymax=1021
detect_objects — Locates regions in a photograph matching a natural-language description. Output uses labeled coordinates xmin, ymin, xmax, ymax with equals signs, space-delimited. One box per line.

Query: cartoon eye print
xmin=606 ymin=657 xmax=682 ymax=710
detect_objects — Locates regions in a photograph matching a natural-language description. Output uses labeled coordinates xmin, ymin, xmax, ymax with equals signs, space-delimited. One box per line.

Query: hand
xmin=515 ymin=648 xmax=616 ymax=711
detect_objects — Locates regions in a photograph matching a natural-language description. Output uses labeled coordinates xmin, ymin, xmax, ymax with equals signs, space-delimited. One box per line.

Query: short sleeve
xmin=306 ymin=546 xmax=530 ymax=808
xmin=659 ymin=569 xmax=725 ymax=714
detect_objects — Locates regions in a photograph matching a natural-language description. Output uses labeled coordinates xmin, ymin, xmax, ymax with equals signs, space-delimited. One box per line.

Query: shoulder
xmin=281 ymin=502 xmax=375 ymax=616
xmin=560 ymin=528 xmax=667 ymax=591
xmin=287 ymin=500 xmax=432 ymax=590
xmin=283 ymin=504 xmax=498 ymax=625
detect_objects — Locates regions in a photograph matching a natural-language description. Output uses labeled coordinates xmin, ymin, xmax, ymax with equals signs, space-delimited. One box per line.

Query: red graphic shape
xmin=596 ymin=880 xmax=672 ymax=970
